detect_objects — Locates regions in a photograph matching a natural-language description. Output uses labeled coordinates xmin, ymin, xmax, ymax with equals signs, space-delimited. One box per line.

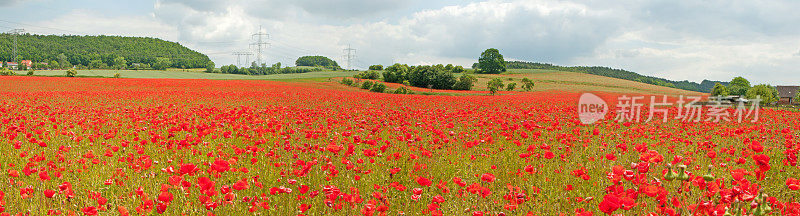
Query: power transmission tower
xmin=8 ymin=29 xmax=24 ymax=63
xmin=250 ymin=26 xmax=270 ymax=66
xmin=232 ymin=51 xmax=253 ymax=68
xmin=342 ymin=44 xmax=356 ymax=70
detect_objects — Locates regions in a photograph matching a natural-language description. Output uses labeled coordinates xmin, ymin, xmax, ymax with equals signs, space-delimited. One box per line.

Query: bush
xmin=746 ymin=84 xmax=778 ymax=105
xmin=393 ymin=87 xmax=410 ymax=94
xmin=340 ymin=78 xmax=354 ymax=86
xmin=383 ymin=64 xmax=410 ymax=83
xmin=408 ymin=66 xmax=456 ymax=90
xmin=355 ymin=71 xmax=380 ymax=80
xmin=0 ymin=68 xmax=14 ymax=76
xmin=26 ymin=70 xmax=34 ymax=76
xmin=370 ymin=83 xmax=386 ymax=93
xmin=488 ymin=78 xmax=504 ymax=95
xmin=361 ymin=81 xmax=374 ymax=90
xmin=452 ymin=66 xmax=465 ymax=73
xmin=521 ymin=78 xmax=535 ymax=91
xmin=452 ymin=74 xmax=477 ymax=90
xmin=113 ymin=73 xmax=121 ymax=78
xmin=369 ymin=65 xmax=383 ymax=70
xmin=66 ymin=68 xmax=77 ymax=77
xmin=506 ymin=83 xmax=517 ymax=91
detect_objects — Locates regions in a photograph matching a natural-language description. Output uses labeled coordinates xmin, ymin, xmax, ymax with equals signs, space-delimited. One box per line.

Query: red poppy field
xmin=1 ymin=76 xmax=799 ymax=216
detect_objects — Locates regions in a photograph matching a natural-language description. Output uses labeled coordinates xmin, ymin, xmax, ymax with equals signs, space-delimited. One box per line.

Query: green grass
xmin=15 ymin=69 xmax=358 ymax=80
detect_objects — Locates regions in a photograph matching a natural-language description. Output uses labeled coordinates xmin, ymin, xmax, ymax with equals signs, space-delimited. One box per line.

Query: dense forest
xmin=503 ymin=61 xmax=727 ymax=92
xmin=0 ymin=34 xmax=211 ymax=69
xmin=295 ymin=56 xmax=339 ymax=69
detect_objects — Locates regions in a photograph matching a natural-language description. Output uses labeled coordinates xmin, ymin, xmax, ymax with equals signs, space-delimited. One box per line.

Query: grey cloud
xmin=397 ymin=1 xmax=622 ymax=63
xmin=633 ymin=0 xmax=800 ymax=39
xmin=293 ymin=0 xmax=408 ymax=19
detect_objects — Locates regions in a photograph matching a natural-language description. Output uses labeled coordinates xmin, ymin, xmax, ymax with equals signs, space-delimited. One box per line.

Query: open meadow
xmin=0 ymin=76 xmax=799 ymax=216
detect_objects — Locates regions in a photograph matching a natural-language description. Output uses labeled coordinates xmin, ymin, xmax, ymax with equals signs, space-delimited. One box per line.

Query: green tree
xmin=370 ymin=83 xmax=386 ymax=93
xmin=361 ymin=81 xmax=374 ymax=90
xmin=0 ymin=68 xmax=13 ymax=76
xmin=113 ymin=57 xmax=127 ymax=70
xmin=295 ymin=56 xmax=339 ymax=68
xmin=66 ymin=68 xmax=77 ymax=77
xmin=452 ymin=66 xmax=465 ymax=73
xmin=368 ymin=65 xmax=383 ymax=70
xmin=727 ymin=77 xmax=751 ymax=96
xmin=488 ymin=78 xmax=504 ymax=95
xmin=452 ymin=74 xmax=477 ymax=90
xmin=478 ymin=48 xmax=506 ymax=74
xmin=506 ymin=82 xmax=517 ymax=91
xmin=2 ymin=61 xmax=7 ymax=68
xmin=795 ymin=87 xmax=800 ymax=104
xmin=48 ymin=60 xmax=59 ymax=69
xmin=205 ymin=61 xmax=215 ymax=73
xmin=18 ymin=63 xmax=27 ymax=71
xmin=57 ymin=53 xmax=71 ymax=69
xmin=383 ymin=64 xmax=409 ymax=83
xmin=153 ymin=57 xmax=171 ymax=70
xmin=521 ymin=78 xmax=535 ymax=91
xmin=710 ymin=83 xmax=729 ymax=97
xmin=745 ymin=84 xmax=778 ymax=105
xmin=89 ymin=59 xmax=104 ymax=69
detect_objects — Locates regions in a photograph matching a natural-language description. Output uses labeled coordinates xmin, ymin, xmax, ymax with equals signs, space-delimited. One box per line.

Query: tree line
xmin=213 ymin=62 xmax=323 ymax=75
xmin=295 ymin=56 xmax=340 ymax=69
xmin=0 ymin=34 xmax=211 ymax=70
xmin=357 ymin=63 xmax=475 ymax=90
xmin=711 ymin=77 xmax=781 ymax=105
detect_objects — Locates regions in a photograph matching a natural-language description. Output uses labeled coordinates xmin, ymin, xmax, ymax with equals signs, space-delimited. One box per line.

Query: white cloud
xmin=15 ymin=0 xmax=800 ymax=84
xmin=32 ymin=10 xmax=176 ymax=40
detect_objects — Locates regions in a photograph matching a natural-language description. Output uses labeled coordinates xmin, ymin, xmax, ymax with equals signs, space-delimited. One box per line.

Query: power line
xmin=231 ymin=51 xmax=253 ymax=68
xmin=8 ymin=29 xmax=24 ymax=63
xmin=0 ymin=19 xmax=86 ymax=35
xmin=250 ymin=26 xmax=270 ymax=66
xmin=342 ymin=44 xmax=356 ymax=70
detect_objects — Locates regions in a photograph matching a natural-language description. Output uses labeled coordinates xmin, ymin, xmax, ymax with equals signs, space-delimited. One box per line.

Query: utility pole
xmin=9 ymin=29 xmax=24 ymax=63
xmin=250 ymin=26 xmax=269 ymax=66
xmin=232 ymin=51 xmax=253 ymax=68
xmin=342 ymin=44 xmax=356 ymax=70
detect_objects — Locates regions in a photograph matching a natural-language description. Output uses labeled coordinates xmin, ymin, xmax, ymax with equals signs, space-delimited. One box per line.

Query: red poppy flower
xmin=416 ymin=177 xmax=432 ymax=187
xmin=43 ymin=189 xmax=56 ymax=198
xmin=480 ymin=173 xmax=496 ymax=183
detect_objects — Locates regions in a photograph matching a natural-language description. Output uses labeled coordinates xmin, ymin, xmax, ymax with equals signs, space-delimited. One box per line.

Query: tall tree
xmin=727 ymin=77 xmax=751 ymax=96
xmin=710 ymin=83 xmax=729 ymax=97
xmin=478 ymin=48 xmax=506 ymax=74
xmin=745 ymin=84 xmax=778 ymax=105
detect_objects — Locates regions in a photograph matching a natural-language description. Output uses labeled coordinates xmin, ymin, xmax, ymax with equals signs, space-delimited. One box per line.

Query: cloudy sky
xmin=1 ymin=0 xmax=799 ymax=85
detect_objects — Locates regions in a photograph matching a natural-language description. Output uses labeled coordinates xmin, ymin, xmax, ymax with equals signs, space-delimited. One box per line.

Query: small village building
xmin=777 ymin=86 xmax=800 ymax=105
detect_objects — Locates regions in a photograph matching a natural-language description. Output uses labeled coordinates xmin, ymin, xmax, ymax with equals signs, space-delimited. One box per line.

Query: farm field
xmin=346 ymin=69 xmax=705 ymax=96
xmin=1 ymin=76 xmax=799 ymax=216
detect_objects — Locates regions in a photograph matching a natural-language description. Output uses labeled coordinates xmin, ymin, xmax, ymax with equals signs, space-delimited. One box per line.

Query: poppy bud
xmin=676 ymin=165 xmax=689 ymax=181
xmin=664 ymin=165 xmax=676 ymax=181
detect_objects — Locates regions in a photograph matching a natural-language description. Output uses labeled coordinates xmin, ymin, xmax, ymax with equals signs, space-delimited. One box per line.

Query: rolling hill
xmin=503 ymin=61 xmax=727 ymax=93
xmin=0 ymin=34 xmax=210 ymax=68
